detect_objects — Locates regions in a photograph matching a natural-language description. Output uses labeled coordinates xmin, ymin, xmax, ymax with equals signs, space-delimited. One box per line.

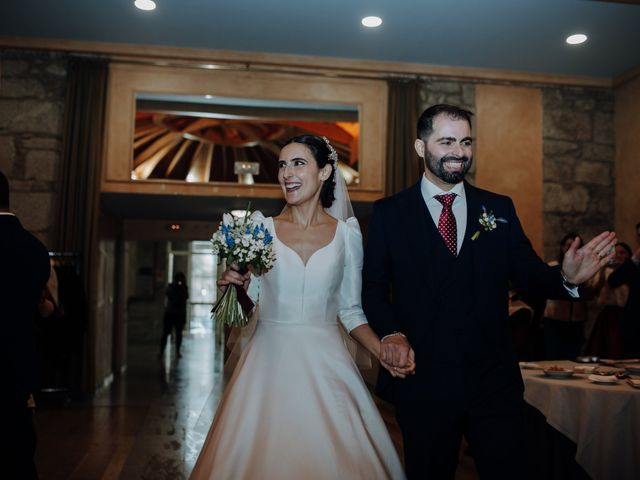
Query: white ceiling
xmin=1 ymin=0 xmax=639 ymax=79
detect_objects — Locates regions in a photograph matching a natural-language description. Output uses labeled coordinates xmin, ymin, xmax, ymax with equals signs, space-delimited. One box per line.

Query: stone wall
xmin=0 ymin=50 xmax=69 ymax=246
xmin=542 ymin=87 xmax=615 ymax=260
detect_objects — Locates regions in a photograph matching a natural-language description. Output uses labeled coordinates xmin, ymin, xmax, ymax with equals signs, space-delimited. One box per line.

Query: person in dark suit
xmin=0 ymin=171 xmax=51 ymax=479
xmin=608 ymin=243 xmax=640 ymax=358
xmin=361 ymin=105 xmax=617 ymax=479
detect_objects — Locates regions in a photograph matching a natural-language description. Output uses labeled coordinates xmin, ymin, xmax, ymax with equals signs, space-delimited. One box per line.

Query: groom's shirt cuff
xmin=564 ymin=283 xmax=580 ymax=298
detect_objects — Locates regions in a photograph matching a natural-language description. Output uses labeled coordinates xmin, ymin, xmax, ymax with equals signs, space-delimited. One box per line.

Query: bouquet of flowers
xmin=211 ymin=208 xmax=276 ymax=327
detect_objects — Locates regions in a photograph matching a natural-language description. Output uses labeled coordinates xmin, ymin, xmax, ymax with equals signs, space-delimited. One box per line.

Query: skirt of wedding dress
xmin=190 ymin=320 xmax=405 ymax=480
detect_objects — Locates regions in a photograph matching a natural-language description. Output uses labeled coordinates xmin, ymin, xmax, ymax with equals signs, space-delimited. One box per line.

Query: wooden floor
xmin=33 ymin=333 xmax=478 ymax=479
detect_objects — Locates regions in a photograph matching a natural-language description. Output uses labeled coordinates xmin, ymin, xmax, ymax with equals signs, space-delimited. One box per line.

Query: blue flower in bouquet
xmin=471 ymin=205 xmax=507 ymax=241
xmin=211 ymin=207 xmax=276 ymax=327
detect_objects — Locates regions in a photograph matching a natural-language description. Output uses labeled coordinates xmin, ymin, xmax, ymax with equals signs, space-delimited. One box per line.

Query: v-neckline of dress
xmin=271 ymin=217 xmax=340 ymax=267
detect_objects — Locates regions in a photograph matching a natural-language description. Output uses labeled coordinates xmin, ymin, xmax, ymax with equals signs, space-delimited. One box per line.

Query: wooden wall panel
xmin=103 ymin=63 xmax=388 ymax=202
xmin=615 ymin=76 xmax=640 ymax=244
xmin=475 ymin=85 xmax=543 ymax=255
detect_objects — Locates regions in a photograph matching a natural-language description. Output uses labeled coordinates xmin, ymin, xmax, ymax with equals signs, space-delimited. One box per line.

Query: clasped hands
xmin=379 ymin=334 xmax=416 ymax=379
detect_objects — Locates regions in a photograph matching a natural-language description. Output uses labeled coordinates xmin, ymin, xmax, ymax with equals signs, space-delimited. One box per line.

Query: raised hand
xmin=562 ymin=231 xmax=617 ymax=284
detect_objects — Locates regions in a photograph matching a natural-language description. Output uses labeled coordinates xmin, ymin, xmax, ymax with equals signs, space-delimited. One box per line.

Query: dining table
xmin=520 ymin=359 xmax=640 ymax=480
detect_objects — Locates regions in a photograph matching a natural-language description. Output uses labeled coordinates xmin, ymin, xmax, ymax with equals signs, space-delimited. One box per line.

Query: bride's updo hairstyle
xmin=283 ymin=135 xmax=336 ymax=208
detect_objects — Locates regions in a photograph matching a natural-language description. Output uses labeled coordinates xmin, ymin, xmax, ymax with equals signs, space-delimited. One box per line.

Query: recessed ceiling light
xmin=134 ymin=0 xmax=156 ymax=11
xmin=361 ymin=16 xmax=382 ymax=28
xmin=205 ymin=95 xmax=213 ymax=99
xmin=566 ymin=33 xmax=587 ymax=45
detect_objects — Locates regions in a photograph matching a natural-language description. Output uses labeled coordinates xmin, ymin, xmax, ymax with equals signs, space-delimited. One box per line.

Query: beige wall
xmin=475 ymin=85 xmax=543 ymax=255
xmin=615 ymin=76 xmax=640 ymax=245
xmin=103 ymin=63 xmax=388 ymax=202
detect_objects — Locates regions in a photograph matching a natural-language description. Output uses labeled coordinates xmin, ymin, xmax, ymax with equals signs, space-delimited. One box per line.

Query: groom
xmin=362 ymin=104 xmax=616 ymax=479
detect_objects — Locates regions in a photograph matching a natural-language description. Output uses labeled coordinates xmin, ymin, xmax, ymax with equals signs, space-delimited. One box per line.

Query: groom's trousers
xmin=394 ymin=361 xmax=525 ymax=480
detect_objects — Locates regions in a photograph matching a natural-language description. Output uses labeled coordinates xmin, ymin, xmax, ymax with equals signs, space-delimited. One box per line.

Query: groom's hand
xmin=380 ymin=355 xmax=416 ymax=378
xmin=562 ymin=231 xmax=617 ymax=284
xmin=381 ymin=334 xmax=412 ymax=368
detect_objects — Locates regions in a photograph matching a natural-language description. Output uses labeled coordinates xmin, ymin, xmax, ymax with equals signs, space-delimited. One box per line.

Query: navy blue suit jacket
xmin=362 ymin=181 xmax=569 ymax=399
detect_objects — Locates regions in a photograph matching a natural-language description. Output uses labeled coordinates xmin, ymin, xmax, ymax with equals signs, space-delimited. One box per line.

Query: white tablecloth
xmin=521 ymin=360 xmax=640 ymax=480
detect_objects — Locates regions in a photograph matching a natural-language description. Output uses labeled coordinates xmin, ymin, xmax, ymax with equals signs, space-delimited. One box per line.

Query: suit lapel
xmin=400 ymin=183 xmax=438 ymax=292
xmin=462 ymin=182 xmax=485 ymax=304
xmin=462 ymin=181 xmax=481 ymax=252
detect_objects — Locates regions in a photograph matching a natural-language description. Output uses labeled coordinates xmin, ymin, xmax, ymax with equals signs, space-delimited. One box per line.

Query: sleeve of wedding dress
xmin=337 ymin=217 xmax=368 ymax=332
xmin=337 ymin=217 xmax=373 ymax=369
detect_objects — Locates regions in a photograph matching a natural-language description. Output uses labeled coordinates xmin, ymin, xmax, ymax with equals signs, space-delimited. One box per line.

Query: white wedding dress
xmin=190 ymin=214 xmax=405 ymax=480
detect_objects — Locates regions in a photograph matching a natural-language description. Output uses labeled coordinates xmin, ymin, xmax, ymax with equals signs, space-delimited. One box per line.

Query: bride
xmin=190 ymin=135 xmax=414 ymax=479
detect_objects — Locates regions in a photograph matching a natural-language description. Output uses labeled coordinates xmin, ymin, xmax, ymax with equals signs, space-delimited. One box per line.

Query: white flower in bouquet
xmin=211 ymin=209 xmax=276 ymax=327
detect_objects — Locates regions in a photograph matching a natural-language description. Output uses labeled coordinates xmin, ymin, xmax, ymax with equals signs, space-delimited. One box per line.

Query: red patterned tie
xmin=434 ymin=193 xmax=457 ymax=256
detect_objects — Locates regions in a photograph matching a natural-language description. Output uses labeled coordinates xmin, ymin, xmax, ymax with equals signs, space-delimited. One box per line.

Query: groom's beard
xmin=425 ymin=149 xmax=472 ymax=185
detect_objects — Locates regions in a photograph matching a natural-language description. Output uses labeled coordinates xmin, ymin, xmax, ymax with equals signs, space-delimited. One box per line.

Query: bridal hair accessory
xmin=471 ymin=205 xmax=507 ymax=241
xmin=322 ymin=139 xmax=354 ymax=222
xmin=322 ymin=136 xmax=338 ymax=165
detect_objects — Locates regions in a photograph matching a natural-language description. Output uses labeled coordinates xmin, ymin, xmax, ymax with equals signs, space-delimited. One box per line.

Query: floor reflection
xmin=34 ymin=331 xmax=477 ymax=479
xmin=35 ymin=333 xmax=223 ymax=480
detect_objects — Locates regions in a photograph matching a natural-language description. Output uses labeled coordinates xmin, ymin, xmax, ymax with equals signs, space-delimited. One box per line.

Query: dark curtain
xmin=385 ymin=78 xmax=421 ymax=195
xmin=55 ymin=58 xmax=108 ymax=288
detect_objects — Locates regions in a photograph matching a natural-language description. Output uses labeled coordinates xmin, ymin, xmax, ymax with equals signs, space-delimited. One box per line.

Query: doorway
xmin=167 ymin=240 xmax=219 ymax=334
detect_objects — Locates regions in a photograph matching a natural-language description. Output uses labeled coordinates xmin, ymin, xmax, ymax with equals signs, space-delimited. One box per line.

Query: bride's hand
xmin=216 ymin=263 xmax=251 ymax=292
xmin=380 ymin=349 xmax=416 ymax=379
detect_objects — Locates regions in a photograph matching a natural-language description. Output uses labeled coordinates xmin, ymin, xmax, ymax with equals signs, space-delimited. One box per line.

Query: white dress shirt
xmin=420 ymin=175 xmax=466 ymax=254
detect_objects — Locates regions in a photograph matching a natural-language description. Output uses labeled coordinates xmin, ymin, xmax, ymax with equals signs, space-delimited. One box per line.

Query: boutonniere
xmin=471 ymin=206 xmax=508 ymax=241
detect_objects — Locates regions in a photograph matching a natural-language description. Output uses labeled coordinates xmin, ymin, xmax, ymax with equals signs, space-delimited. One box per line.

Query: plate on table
xmin=627 ymin=379 xmax=640 ymax=389
xmin=543 ymin=367 xmax=574 ymax=379
xmin=588 ymin=374 xmax=619 ymax=384
xmin=519 ymin=362 xmax=541 ymax=370
xmin=594 ymin=367 xmax=626 ymax=376
xmin=573 ymin=365 xmax=596 ymax=374
xmin=618 ymin=363 xmax=640 ymax=375
xmin=600 ymin=358 xmax=640 ymax=366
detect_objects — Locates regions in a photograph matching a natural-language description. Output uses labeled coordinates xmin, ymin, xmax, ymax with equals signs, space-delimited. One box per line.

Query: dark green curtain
xmin=55 ymin=58 xmax=109 ymax=288
xmin=385 ymin=78 xmax=421 ymax=195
